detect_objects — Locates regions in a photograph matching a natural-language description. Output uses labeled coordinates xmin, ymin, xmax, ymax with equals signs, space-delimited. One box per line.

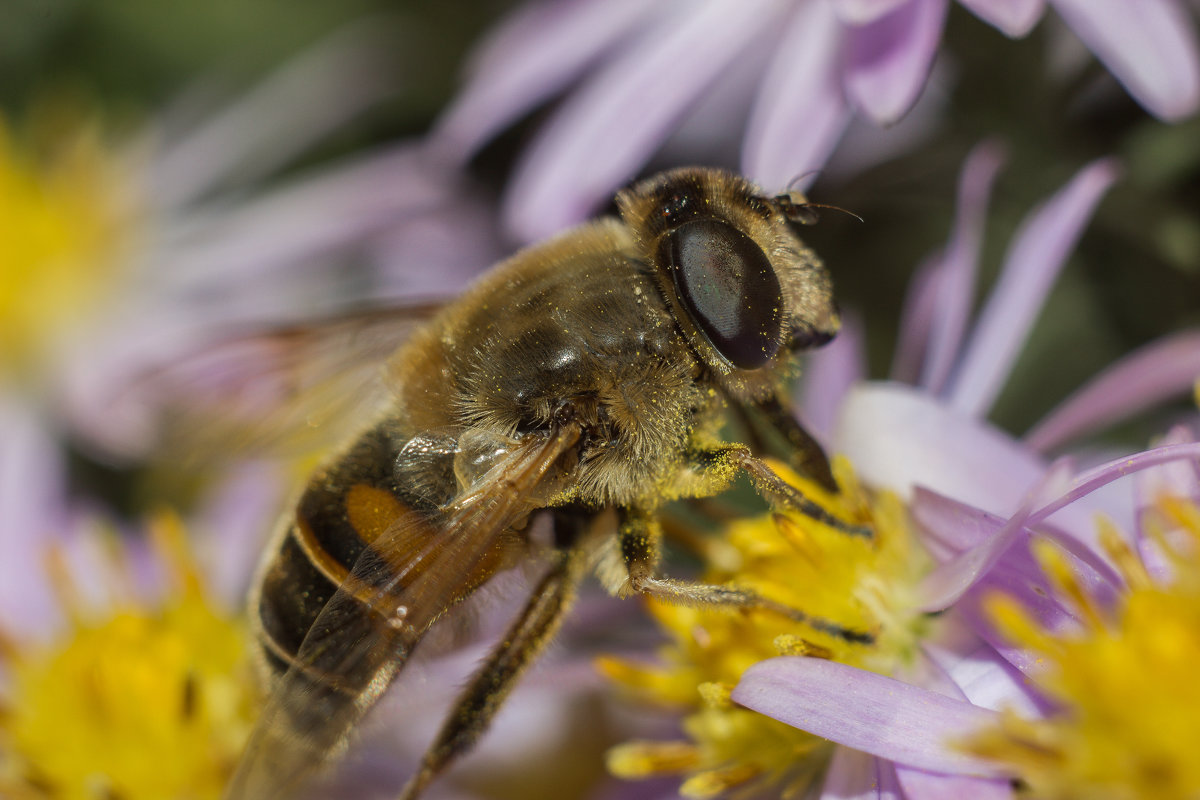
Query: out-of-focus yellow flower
xmin=0 ymin=513 xmax=255 ymax=800
xmin=0 ymin=116 xmax=133 ymax=382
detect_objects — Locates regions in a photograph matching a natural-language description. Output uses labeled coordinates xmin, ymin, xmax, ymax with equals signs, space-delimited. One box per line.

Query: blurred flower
xmin=0 ymin=500 xmax=257 ymax=799
xmin=599 ymin=144 xmax=1200 ymax=796
xmin=433 ymin=0 xmax=1200 ymax=241
xmin=0 ymin=21 xmax=503 ymax=462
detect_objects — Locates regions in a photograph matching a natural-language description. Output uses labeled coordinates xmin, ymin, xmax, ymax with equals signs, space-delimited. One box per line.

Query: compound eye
xmin=666 ymin=218 xmax=783 ymax=369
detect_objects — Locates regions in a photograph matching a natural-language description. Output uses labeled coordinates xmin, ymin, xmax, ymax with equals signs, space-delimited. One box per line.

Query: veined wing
xmin=224 ymin=422 xmax=581 ymax=800
xmin=135 ymin=301 xmax=445 ymax=461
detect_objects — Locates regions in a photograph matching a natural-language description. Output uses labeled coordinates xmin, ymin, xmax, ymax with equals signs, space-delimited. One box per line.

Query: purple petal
xmin=957 ymin=0 xmax=1046 ymax=37
xmin=432 ymin=0 xmax=651 ymax=160
xmin=831 ymin=0 xmax=913 ymax=24
xmin=843 ymin=0 xmax=949 ymax=125
xmin=921 ymin=141 xmax=1006 ymax=394
xmin=797 ymin=311 xmax=867 ymax=447
xmin=945 ymin=158 xmax=1120 ymax=418
xmin=151 ymin=20 xmax=402 ymax=207
xmin=733 ymin=657 xmax=1010 ymax=778
xmin=833 ymin=383 xmax=1048 ymax=516
xmin=889 ymin=254 xmax=941 ymax=383
xmin=920 ymin=615 xmax=1044 ymax=715
xmin=1024 ymin=329 xmax=1200 ymax=453
xmin=1134 ymin=426 xmax=1200 ymax=582
xmin=1029 ymin=441 xmax=1200 ymax=524
xmin=916 ymin=458 xmax=1074 ymax=611
xmin=502 ymin=0 xmax=785 ymax=241
xmin=895 ymin=766 xmax=1014 ymax=800
xmin=1049 ymin=0 xmax=1200 ymax=120
xmin=742 ymin=0 xmax=853 ymax=186
xmin=821 ymin=747 xmax=882 ymax=799
xmin=0 ymin=396 xmax=66 ymax=638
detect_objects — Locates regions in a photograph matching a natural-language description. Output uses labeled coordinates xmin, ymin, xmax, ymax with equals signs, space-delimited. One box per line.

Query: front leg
xmin=689 ymin=445 xmax=871 ymax=539
xmin=616 ymin=507 xmax=873 ymax=644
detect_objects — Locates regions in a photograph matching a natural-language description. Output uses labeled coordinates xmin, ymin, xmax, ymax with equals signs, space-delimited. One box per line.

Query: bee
xmin=218 ymin=167 xmax=867 ymax=799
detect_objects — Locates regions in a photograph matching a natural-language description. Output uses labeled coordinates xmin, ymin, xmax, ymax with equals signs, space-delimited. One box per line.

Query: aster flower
xmin=598 ymin=142 xmax=1200 ymax=797
xmin=432 ymin=0 xmax=1200 ymax=241
xmin=0 ymin=21 xmax=502 ymax=461
xmin=734 ymin=436 xmax=1200 ymax=800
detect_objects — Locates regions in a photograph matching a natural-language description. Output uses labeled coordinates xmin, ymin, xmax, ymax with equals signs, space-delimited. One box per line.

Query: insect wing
xmin=224 ymin=423 xmax=581 ymax=800
xmin=138 ymin=301 xmax=445 ymax=460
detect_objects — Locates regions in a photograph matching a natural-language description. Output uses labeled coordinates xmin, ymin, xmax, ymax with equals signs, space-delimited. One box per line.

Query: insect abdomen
xmin=252 ymin=420 xmax=422 ymax=704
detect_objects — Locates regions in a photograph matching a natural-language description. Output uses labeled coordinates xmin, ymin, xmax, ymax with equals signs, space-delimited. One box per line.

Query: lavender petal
xmin=895 ymin=766 xmax=1014 ymax=800
xmin=921 ymin=141 xmax=1006 ymax=394
xmin=843 ymin=0 xmax=949 ymax=125
xmin=821 ymin=747 xmax=882 ymax=799
xmin=1134 ymin=426 xmax=1200 ymax=582
xmin=432 ymin=0 xmax=651 ymax=160
xmin=831 ymin=0 xmax=913 ymax=24
xmin=797 ymin=311 xmax=867 ymax=447
xmin=916 ymin=459 xmax=1075 ymax=611
xmin=742 ymin=0 xmax=852 ymax=186
xmin=1024 ymin=329 xmax=1200 ymax=453
xmin=150 ymin=20 xmax=402 ymax=207
xmin=834 ymin=382 xmax=1048 ymax=516
xmin=957 ymin=0 xmax=1046 ymax=37
xmin=945 ymin=158 xmax=1120 ymax=418
xmin=890 ymin=254 xmax=941 ymax=383
xmin=502 ymin=0 xmax=785 ymax=241
xmin=1050 ymin=0 xmax=1200 ymax=120
xmin=733 ymin=657 xmax=1009 ymax=777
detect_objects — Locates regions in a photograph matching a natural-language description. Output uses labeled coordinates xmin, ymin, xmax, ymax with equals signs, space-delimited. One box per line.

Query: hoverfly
xmin=204 ymin=167 xmax=866 ymax=799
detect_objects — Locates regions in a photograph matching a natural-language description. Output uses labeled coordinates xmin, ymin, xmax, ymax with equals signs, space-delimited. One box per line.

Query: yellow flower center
xmin=0 ymin=516 xmax=255 ymax=799
xmin=601 ymin=458 xmax=932 ymax=797
xmin=0 ymin=114 xmax=130 ymax=382
xmin=966 ymin=495 xmax=1200 ymax=800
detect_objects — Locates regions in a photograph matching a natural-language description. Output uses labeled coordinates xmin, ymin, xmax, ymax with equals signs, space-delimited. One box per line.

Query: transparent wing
xmin=135 ymin=301 xmax=445 ymax=461
xmin=224 ymin=423 xmax=581 ymax=800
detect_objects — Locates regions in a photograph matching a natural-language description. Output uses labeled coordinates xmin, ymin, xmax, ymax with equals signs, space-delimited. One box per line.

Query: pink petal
xmin=831 ymin=0 xmax=913 ymax=24
xmin=502 ymin=0 xmax=785 ymax=241
xmin=1050 ymin=0 xmax=1200 ymax=120
xmin=733 ymin=657 xmax=1010 ymax=778
xmin=1024 ymin=329 xmax=1200 ymax=453
xmin=921 ymin=141 xmax=1006 ymax=394
xmin=843 ymin=0 xmax=949 ymax=125
xmin=798 ymin=311 xmax=867 ymax=447
xmin=945 ymin=158 xmax=1120 ymax=418
xmin=833 ymin=383 xmax=1048 ymax=516
xmin=957 ymin=0 xmax=1046 ymax=37
xmin=432 ymin=0 xmax=652 ymax=159
xmin=742 ymin=0 xmax=853 ymax=186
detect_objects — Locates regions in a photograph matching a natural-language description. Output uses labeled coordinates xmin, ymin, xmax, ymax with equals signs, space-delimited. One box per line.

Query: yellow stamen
xmin=0 ymin=115 xmax=131 ymax=381
xmin=965 ymin=494 xmax=1200 ymax=800
xmin=0 ymin=515 xmax=254 ymax=800
xmin=603 ymin=457 xmax=931 ymax=796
